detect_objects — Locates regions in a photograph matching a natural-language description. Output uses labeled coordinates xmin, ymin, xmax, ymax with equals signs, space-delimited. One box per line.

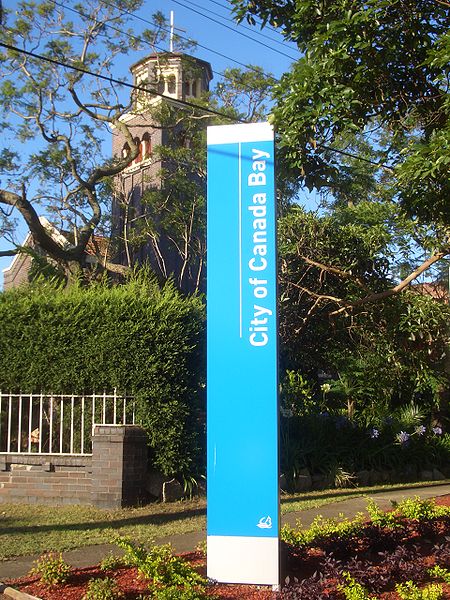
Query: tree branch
xmin=301 ymin=255 xmax=371 ymax=291
xmin=0 ymin=249 xmax=19 ymax=258
xmin=329 ymin=248 xmax=450 ymax=316
xmin=0 ymin=189 xmax=74 ymax=260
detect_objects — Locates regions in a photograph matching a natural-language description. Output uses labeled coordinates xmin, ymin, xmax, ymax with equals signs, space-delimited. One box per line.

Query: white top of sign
xmin=207 ymin=122 xmax=274 ymax=145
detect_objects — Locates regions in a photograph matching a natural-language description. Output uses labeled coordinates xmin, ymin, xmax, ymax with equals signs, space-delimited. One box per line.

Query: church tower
xmin=112 ymin=52 xmax=213 ymax=291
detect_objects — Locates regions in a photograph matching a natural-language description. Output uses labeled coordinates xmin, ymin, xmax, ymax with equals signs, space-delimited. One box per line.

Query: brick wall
xmin=91 ymin=425 xmax=148 ymax=509
xmin=0 ymin=425 xmax=148 ymax=508
xmin=3 ymin=252 xmax=33 ymax=290
xmin=0 ymin=454 xmax=92 ymax=505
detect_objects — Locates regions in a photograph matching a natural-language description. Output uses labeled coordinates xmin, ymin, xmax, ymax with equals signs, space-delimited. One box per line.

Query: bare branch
xmin=0 ymin=248 xmax=19 ymax=258
xmin=0 ymin=189 xmax=75 ymax=260
xmin=329 ymin=248 xmax=450 ymax=316
xmin=301 ymin=255 xmax=371 ymax=291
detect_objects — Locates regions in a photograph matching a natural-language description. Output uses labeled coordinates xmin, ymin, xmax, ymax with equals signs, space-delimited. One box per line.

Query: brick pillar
xmin=91 ymin=425 xmax=148 ymax=509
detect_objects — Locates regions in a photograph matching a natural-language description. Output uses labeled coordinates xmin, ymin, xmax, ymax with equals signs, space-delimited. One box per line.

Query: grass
xmin=0 ymin=480 xmax=448 ymax=561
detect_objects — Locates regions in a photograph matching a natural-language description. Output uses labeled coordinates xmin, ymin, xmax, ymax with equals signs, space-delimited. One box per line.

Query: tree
xmin=0 ymin=1 xmax=196 ymax=280
xmin=0 ymin=2 xmax=276 ymax=287
xmin=278 ymin=205 xmax=450 ymax=423
xmin=232 ymin=0 xmax=450 ymax=309
xmin=115 ymin=63 xmax=276 ymax=293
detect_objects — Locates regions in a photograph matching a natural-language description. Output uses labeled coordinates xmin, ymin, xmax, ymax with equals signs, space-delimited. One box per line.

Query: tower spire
xmin=170 ymin=11 xmax=174 ymax=53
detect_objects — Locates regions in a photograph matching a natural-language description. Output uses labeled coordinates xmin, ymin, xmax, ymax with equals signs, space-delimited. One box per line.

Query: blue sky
xmin=0 ymin=0 xmax=312 ymax=281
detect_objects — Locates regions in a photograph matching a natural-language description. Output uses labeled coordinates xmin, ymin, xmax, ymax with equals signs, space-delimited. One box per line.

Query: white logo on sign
xmin=257 ymin=516 xmax=272 ymax=529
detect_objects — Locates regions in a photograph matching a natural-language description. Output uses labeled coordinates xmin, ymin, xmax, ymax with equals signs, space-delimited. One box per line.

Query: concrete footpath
xmin=0 ymin=482 xmax=449 ymax=585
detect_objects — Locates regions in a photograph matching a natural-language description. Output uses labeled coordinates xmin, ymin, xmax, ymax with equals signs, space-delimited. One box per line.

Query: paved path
xmin=0 ymin=482 xmax=449 ymax=584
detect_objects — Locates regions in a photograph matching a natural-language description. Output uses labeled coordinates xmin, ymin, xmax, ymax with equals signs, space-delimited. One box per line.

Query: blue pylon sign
xmin=206 ymin=122 xmax=279 ymax=586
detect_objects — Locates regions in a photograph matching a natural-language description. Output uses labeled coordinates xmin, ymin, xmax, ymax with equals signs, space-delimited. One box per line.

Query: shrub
xmin=83 ymin=577 xmax=123 ymax=600
xmin=30 ymin=552 xmax=71 ymax=588
xmin=100 ymin=554 xmax=126 ymax=572
xmin=429 ymin=566 xmax=450 ymax=584
xmin=146 ymin=584 xmax=211 ymax=599
xmin=281 ymin=513 xmax=365 ymax=548
xmin=115 ymin=538 xmax=206 ymax=588
xmin=339 ymin=572 xmax=374 ymax=600
xmin=396 ymin=581 xmax=443 ymax=600
xmin=0 ymin=276 xmax=205 ymax=475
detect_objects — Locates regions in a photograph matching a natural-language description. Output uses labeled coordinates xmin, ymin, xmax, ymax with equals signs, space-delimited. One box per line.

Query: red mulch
xmin=6 ymin=494 xmax=450 ymax=600
xmin=8 ymin=552 xmax=274 ymax=600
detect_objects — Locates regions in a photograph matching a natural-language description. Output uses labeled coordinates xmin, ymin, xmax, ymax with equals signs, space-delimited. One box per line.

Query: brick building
xmin=112 ymin=52 xmax=213 ymax=292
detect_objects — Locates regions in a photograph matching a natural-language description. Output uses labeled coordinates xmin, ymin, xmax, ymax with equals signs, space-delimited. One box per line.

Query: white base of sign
xmin=207 ymin=535 xmax=279 ymax=586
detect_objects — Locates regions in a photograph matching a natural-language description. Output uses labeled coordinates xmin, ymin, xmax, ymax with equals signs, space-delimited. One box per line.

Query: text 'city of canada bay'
xmin=247 ymin=147 xmax=272 ymax=347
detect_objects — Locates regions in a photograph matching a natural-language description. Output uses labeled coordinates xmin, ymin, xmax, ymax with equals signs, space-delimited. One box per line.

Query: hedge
xmin=0 ymin=276 xmax=206 ymax=475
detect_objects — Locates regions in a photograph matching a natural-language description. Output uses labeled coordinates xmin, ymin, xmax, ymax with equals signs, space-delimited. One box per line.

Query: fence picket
xmin=28 ymin=395 xmax=32 ymax=453
xmin=0 ymin=391 xmax=134 ymax=456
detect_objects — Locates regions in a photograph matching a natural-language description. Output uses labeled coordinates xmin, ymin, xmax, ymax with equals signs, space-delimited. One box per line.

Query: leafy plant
xmin=365 ymin=498 xmax=400 ymax=528
xmin=396 ymin=581 xmax=443 ymax=600
xmin=195 ymin=541 xmax=207 ymax=557
xmin=339 ymin=572 xmax=374 ymax=600
xmin=83 ymin=577 xmax=124 ymax=600
xmin=393 ymin=497 xmax=450 ymax=521
xmin=146 ymin=583 xmax=212 ymax=599
xmin=115 ymin=538 xmax=206 ymax=588
xmin=281 ymin=512 xmax=365 ymax=548
xmin=328 ymin=464 xmax=356 ymax=489
xmin=366 ymin=496 xmax=450 ymax=528
xmin=429 ymin=565 xmax=450 ymax=584
xmin=30 ymin=552 xmax=71 ymax=588
xmin=100 ymin=554 xmax=126 ymax=572
xmin=0 ymin=276 xmax=206 ymax=476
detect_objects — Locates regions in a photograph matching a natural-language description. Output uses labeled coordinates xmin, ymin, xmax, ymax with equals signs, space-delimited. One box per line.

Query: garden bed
xmin=6 ymin=496 xmax=450 ymax=600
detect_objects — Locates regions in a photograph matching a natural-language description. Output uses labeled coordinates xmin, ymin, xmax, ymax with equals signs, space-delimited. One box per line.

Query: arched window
xmin=167 ymin=75 xmax=176 ymax=95
xmin=184 ymin=79 xmax=191 ymax=97
xmin=122 ymin=142 xmax=131 ymax=159
xmin=131 ymin=137 xmax=142 ymax=166
xmin=142 ymin=132 xmax=152 ymax=159
xmin=157 ymin=77 xmax=165 ymax=95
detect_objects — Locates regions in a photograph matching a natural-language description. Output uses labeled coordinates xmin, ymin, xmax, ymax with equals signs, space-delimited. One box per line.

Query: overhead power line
xmin=316 ymin=143 xmax=394 ymax=172
xmin=175 ymin=0 xmax=298 ymax=54
xmin=0 ymin=41 xmax=244 ymax=123
xmin=170 ymin=0 xmax=297 ymax=60
xmin=97 ymin=0 xmax=279 ymax=77
xmin=0 ymin=44 xmax=394 ymax=172
xmin=202 ymin=0 xmax=290 ymax=39
xmin=49 ymin=0 xmax=277 ymax=94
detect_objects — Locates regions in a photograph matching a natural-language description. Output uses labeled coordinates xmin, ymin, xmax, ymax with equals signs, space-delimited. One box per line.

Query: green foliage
xmin=30 ymin=552 xmax=71 ymax=588
xmin=233 ymin=0 xmax=450 ymax=231
xmin=213 ymin=65 xmax=274 ymax=122
xmin=233 ymin=0 xmax=450 ymax=438
xmin=281 ymin=513 xmax=365 ymax=548
xmin=83 ymin=577 xmax=124 ymax=600
xmin=339 ymin=572 xmax=374 ymax=600
xmin=392 ymin=497 xmax=450 ymax=521
xmin=146 ymin=584 xmax=211 ymax=600
xmin=282 ymin=496 xmax=450 ymax=549
xmin=0 ymin=276 xmax=205 ymax=475
xmin=278 ymin=207 xmax=450 ymax=420
xmin=280 ymin=370 xmax=315 ymax=417
xmin=396 ymin=581 xmax=443 ymax=600
xmin=365 ymin=498 xmax=400 ymax=529
xmin=100 ymin=554 xmax=126 ymax=572
xmin=367 ymin=496 xmax=450 ymax=528
xmin=115 ymin=538 xmax=206 ymax=588
xmin=429 ymin=566 xmax=450 ymax=585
